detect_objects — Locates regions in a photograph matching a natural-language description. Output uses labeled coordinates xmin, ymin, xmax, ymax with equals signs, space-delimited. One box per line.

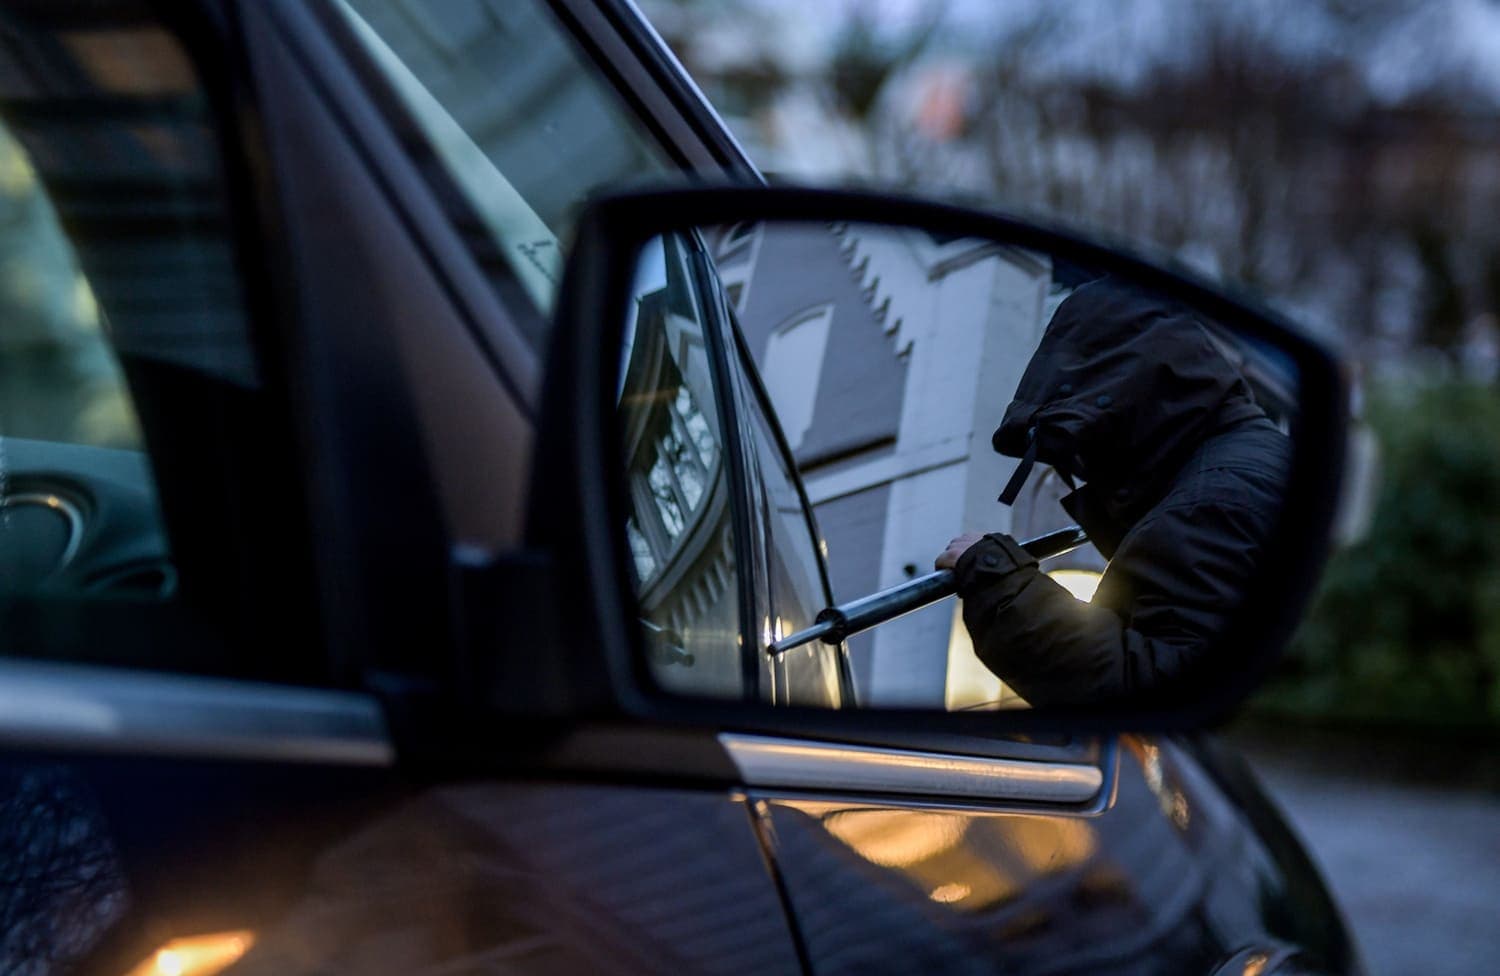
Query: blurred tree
xmin=1266 ymin=381 xmax=1500 ymax=726
xmin=827 ymin=0 xmax=946 ymax=123
xmin=643 ymin=0 xmax=1500 ymax=367
xmin=637 ymin=0 xmax=793 ymax=119
xmin=1411 ymin=222 xmax=1466 ymax=352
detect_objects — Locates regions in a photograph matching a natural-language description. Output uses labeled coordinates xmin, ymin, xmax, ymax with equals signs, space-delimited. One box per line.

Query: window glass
xmin=0 ymin=125 xmax=142 ymax=450
xmin=690 ymin=225 xmax=845 ymax=705
xmin=618 ymin=235 xmax=743 ymax=698
xmin=740 ymin=374 xmax=845 ymax=708
xmin=337 ymin=0 xmax=669 ymax=340
xmin=0 ymin=11 xmax=274 ymax=676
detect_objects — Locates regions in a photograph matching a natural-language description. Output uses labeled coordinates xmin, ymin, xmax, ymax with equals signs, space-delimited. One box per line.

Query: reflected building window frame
xmin=623 ymin=367 xmax=726 ymax=585
xmin=759 ymin=303 xmax=834 ymax=452
xmin=708 ymin=222 xmax=763 ymax=315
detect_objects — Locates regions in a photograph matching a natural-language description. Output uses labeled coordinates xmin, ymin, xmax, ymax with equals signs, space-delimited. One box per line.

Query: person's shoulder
xmin=1115 ymin=475 xmax=1279 ymax=574
xmin=1173 ymin=418 xmax=1289 ymax=486
xmin=1146 ymin=422 xmax=1286 ymax=513
xmin=1202 ymin=415 xmax=1290 ymax=460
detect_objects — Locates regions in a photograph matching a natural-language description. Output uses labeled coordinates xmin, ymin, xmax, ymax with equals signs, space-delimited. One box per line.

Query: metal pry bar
xmin=767 ymin=525 xmax=1089 ymax=656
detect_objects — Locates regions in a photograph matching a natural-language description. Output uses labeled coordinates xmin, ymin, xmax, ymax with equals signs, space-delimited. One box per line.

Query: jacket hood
xmin=993 ymin=278 xmax=1264 ymax=518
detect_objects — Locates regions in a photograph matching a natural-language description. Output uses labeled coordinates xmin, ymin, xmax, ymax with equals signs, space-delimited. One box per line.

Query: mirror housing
xmin=529 ymin=185 xmax=1349 ymax=734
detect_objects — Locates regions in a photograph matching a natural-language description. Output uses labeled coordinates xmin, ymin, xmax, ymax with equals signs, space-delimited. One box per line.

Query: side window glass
xmin=0 ymin=123 xmax=141 ymax=451
xmin=703 ymin=225 xmax=846 ymax=706
xmin=738 ymin=380 xmax=845 ymax=707
xmin=0 ymin=112 xmax=162 ymax=605
xmin=336 ymin=0 xmax=668 ymax=339
xmin=0 ymin=12 xmax=290 ymax=679
xmin=619 ymin=236 xmax=744 ymax=698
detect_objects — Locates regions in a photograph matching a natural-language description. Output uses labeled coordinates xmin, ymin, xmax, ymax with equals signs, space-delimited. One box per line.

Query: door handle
xmin=721 ymin=733 xmax=1108 ymax=805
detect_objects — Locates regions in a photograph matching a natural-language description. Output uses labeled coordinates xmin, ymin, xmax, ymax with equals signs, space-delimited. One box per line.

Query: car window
xmin=736 ymin=372 xmax=847 ymax=707
xmin=0 ymin=10 xmax=309 ymax=681
xmin=619 ymin=235 xmax=745 ymax=698
xmin=0 ymin=125 xmax=142 ymax=451
xmin=334 ymin=0 xmax=669 ymax=344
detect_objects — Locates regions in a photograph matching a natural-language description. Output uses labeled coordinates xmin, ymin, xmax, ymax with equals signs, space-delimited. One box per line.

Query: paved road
xmin=1231 ymin=727 xmax=1500 ymax=976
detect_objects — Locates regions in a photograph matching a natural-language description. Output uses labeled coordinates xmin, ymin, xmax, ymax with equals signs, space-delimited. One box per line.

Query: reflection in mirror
xmin=617 ymin=235 xmax=742 ymax=698
xmin=618 ymin=221 xmax=1298 ymax=711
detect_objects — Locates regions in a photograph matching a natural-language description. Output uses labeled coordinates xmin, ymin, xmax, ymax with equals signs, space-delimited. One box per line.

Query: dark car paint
xmin=1 ymin=754 xmax=804 ymax=975
xmin=0 ymin=1 xmax=1356 ymax=974
xmin=222 ymin=782 xmax=804 ymax=975
xmin=752 ymin=736 xmax=1322 ymax=974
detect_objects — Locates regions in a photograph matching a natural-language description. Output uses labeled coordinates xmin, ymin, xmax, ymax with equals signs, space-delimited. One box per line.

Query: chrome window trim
xmin=721 ymin=733 xmax=1104 ymax=804
xmin=0 ymin=659 xmax=393 ymax=766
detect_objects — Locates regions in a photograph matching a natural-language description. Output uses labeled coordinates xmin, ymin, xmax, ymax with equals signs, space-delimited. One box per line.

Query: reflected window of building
xmin=709 ymin=223 xmax=762 ymax=314
xmin=760 ymin=304 xmax=833 ymax=451
xmin=619 ymin=235 xmax=744 ymax=698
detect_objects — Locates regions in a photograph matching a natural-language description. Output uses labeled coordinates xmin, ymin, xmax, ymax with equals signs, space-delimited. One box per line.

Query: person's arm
xmin=951 ymin=499 xmax=1274 ymax=707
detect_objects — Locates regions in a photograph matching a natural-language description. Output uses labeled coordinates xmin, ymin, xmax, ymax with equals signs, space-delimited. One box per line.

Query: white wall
xmin=839 ymin=231 xmax=1051 ymax=706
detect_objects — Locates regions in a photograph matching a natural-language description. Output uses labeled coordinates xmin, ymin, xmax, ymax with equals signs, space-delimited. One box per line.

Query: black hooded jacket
xmin=953 ymin=280 xmax=1291 ymax=707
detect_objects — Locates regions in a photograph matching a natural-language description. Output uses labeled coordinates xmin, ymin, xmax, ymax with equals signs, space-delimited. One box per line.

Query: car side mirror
xmin=529 ymin=186 xmax=1348 ymax=734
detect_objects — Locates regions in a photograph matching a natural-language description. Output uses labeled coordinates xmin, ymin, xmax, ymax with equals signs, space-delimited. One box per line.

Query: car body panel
xmin=752 ymin=735 xmax=1341 ymax=974
xmin=225 ymin=782 xmax=803 ymax=975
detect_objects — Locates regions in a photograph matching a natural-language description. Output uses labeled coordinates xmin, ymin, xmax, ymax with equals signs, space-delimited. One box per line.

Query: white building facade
xmin=717 ymin=222 xmax=1097 ymax=708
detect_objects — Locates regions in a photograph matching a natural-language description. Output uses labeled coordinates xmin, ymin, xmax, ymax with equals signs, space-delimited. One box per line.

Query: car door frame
xmin=0 ymin=2 xmax=418 ymax=971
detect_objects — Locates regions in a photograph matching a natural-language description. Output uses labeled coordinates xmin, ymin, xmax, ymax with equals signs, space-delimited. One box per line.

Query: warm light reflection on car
xmin=823 ymin=809 xmax=968 ymax=867
xmin=928 ymin=882 xmax=970 ymax=903
xmin=816 ymin=803 xmax=1100 ymax=911
xmin=121 ymin=930 xmax=255 ymax=976
xmin=1124 ymin=735 xmax=1191 ymax=831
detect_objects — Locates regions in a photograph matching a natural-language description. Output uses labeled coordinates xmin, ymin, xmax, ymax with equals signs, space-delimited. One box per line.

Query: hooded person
xmin=933 ymin=278 xmax=1291 ymax=707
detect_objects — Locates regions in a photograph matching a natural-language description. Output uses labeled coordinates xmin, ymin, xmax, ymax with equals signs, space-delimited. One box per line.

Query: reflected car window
xmin=739 ymin=379 xmax=846 ymax=707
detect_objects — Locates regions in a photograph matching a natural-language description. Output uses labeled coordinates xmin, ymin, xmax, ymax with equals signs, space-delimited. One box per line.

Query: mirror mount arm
xmin=769 ymin=526 xmax=1089 ymax=656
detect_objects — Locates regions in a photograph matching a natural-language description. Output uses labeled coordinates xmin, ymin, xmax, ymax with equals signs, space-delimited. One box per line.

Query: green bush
xmin=1256 ymin=380 xmax=1500 ymax=727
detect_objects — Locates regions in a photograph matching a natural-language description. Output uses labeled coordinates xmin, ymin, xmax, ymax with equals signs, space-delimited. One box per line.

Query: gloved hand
xmin=934 ymin=532 xmax=986 ymax=570
xmin=935 ymin=532 xmax=1039 ymax=578
xmin=945 ymin=532 xmax=1040 ymax=587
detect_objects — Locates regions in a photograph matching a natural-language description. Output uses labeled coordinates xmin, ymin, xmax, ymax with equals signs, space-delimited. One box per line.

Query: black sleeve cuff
xmin=953 ymin=533 xmax=1039 ymax=596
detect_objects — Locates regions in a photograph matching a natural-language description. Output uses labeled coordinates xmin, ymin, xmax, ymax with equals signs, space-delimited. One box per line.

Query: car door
xmin=0 ymin=5 xmax=401 ymax=973
xmin=0 ymin=2 xmax=806 ymax=974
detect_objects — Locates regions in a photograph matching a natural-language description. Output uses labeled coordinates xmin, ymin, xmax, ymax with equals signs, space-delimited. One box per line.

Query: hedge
xmin=1253 ymin=379 xmax=1500 ymax=728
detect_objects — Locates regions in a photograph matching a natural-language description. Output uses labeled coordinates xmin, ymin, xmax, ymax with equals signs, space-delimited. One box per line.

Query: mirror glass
xmin=615 ymin=219 xmax=1302 ymax=712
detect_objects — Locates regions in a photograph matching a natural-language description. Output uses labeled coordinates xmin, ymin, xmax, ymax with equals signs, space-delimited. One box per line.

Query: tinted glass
xmin=338 ymin=0 xmax=668 ymax=341
xmin=0 ymin=10 xmax=283 ymax=677
xmin=738 ymin=376 xmax=845 ymax=707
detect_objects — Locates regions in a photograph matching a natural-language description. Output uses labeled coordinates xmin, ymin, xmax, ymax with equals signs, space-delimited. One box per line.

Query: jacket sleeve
xmin=953 ymin=500 xmax=1272 ymax=707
